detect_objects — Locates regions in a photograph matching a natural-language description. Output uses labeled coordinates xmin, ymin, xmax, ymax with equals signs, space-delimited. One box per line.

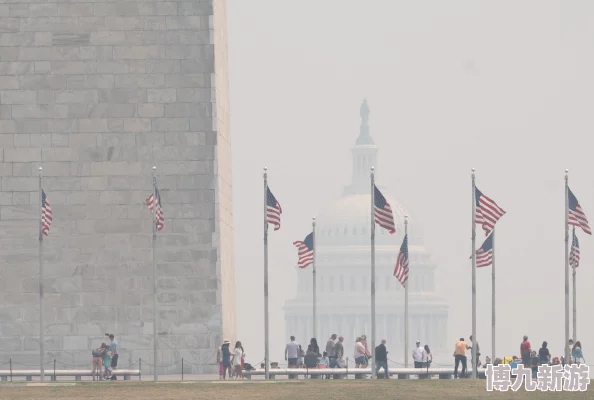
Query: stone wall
xmin=0 ymin=0 xmax=235 ymax=374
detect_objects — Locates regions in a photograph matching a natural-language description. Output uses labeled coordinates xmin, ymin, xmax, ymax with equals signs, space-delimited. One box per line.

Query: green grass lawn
xmin=0 ymin=380 xmax=591 ymax=400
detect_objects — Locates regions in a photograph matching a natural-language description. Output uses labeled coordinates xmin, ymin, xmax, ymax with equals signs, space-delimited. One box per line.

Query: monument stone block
xmin=0 ymin=0 xmax=234 ymax=373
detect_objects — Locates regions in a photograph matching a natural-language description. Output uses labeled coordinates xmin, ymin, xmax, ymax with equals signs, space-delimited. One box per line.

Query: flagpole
xmin=564 ymin=169 xmax=570 ymax=363
xmin=152 ymin=165 xmax=158 ymax=382
xmin=263 ymin=167 xmax=270 ymax=380
xmin=312 ymin=217 xmax=317 ymax=340
xmin=471 ymin=168 xmax=477 ymax=379
xmin=571 ymin=227 xmax=577 ymax=343
xmin=38 ymin=166 xmax=44 ymax=382
xmin=370 ymin=166 xmax=377 ymax=379
xmin=404 ymin=215 xmax=409 ymax=369
xmin=491 ymin=227 xmax=496 ymax=363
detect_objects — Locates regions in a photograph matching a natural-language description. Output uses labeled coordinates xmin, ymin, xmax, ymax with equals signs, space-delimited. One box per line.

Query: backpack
xmin=92 ymin=348 xmax=105 ymax=357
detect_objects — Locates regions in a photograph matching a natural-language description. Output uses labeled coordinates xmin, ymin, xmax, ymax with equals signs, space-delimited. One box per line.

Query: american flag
xmin=266 ymin=187 xmax=282 ymax=231
xmin=475 ymin=187 xmax=506 ymax=235
xmin=568 ymin=187 xmax=591 ymax=235
xmin=293 ymin=232 xmax=314 ymax=269
xmin=475 ymin=233 xmax=494 ymax=268
xmin=570 ymin=227 xmax=580 ymax=268
xmin=374 ymin=185 xmax=395 ymax=234
xmin=146 ymin=186 xmax=164 ymax=231
xmin=41 ymin=189 xmax=52 ymax=236
xmin=393 ymin=234 xmax=409 ymax=287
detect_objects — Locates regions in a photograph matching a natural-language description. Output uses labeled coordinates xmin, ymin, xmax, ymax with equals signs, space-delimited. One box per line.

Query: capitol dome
xmin=316 ymin=193 xmax=422 ymax=248
xmin=284 ymin=99 xmax=448 ymax=364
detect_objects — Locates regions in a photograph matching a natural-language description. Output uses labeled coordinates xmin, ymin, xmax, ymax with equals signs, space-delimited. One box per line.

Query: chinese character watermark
xmin=486 ymin=364 xmax=589 ymax=392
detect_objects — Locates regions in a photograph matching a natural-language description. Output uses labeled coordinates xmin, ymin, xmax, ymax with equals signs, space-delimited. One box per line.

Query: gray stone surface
xmin=0 ymin=0 xmax=235 ymax=374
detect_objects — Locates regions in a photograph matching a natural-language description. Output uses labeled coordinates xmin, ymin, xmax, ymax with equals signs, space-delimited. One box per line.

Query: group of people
xmin=453 ymin=335 xmax=586 ymax=379
xmin=284 ymin=334 xmax=433 ymax=379
xmin=216 ymin=339 xmax=246 ymax=379
xmin=90 ymin=334 xmax=119 ymax=381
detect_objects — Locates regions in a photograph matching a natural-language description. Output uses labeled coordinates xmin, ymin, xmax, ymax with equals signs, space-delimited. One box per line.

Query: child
xmin=102 ymin=343 xmax=112 ymax=380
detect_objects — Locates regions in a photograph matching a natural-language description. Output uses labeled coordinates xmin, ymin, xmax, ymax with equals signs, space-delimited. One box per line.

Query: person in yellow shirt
xmin=454 ymin=338 xmax=470 ymax=378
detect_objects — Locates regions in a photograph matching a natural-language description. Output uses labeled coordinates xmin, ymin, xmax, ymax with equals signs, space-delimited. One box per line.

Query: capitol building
xmin=284 ymin=100 xmax=449 ymax=362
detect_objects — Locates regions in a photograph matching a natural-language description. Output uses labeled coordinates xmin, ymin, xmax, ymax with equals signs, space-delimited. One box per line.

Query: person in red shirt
xmin=520 ymin=336 xmax=532 ymax=365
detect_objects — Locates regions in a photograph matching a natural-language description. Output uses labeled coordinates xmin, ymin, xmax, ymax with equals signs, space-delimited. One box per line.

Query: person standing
xmin=334 ymin=336 xmax=345 ymax=368
xmin=539 ymin=341 xmax=551 ymax=365
xmin=566 ymin=339 xmax=574 ymax=365
xmin=374 ymin=339 xmax=389 ymax=378
xmin=107 ymin=334 xmax=118 ymax=380
xmin=412 ymin=340 xmax=425 ymax=368
xmin=102 ymin=343 xmax=112 ymax=380
xmin=232 ymin=341 xmax=244 ymax=379
xmin=91 ymin=344 xmax=107 ymax=381
xmin=354 ymin=337 xmax=367 ymax=368
xmin=309 ymin=338 xmax=320 ymax=357
xmin=424 ymin=345 xmax=433 ymax=368
xmin=520 ymin=336 xmax=531 ymax=366
xmin=454 ymin=337 xmax=469 ymax=379
xmin=220 ymin=339 xmax=232 ymax=379
xmin=572 ymin=341 xmax=585 ymax=365
xmin=285 ymin=336 xmax=299 ymax=368
xmin=326 ymin=334 xmax=337 ymax=368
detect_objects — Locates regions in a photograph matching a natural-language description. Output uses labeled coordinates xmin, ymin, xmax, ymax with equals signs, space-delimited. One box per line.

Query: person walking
xmin=454 ymin=337 xmax=470 ymax=379
xmin=374 ymin=339 xmax=389 ymax=379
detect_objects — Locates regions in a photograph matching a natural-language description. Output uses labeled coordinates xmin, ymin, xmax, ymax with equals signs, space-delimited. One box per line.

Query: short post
xmin=53 ymin=359 xmax=56 ymax=381
xmin=139 ymin=358 xmax=142 ymax=381
xmin=181 ymin=358 xmax=184 ymax=381
xmin=9 ymin=359 xmax=12 ymax=382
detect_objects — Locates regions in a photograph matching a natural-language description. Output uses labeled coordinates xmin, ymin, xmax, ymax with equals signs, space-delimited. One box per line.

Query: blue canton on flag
xmin=266 ymin=187 xmax=282 ymax=231
xmin=570 ymin=227 xmax=580 ymax=269
xmin=394 ymin=234 xmax=409 ymax=287
xmin=568 ymin=188 xmax=591 ymax=235
xmin=293 ymin=232 xmax=314 ymax=269
xmin=475 ymin=233 xmax=494 ymax=268
xmin=373 ymin=185 xmax=395 ymax=234
xmin=475 ymin=187 xmax=505 ymax=236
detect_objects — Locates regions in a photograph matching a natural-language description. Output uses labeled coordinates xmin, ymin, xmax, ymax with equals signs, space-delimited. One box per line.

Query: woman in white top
xmin=354 ymin=337 xmax=367 ymax=368
xmin=232 ymin=341 xmax=244 ymax=379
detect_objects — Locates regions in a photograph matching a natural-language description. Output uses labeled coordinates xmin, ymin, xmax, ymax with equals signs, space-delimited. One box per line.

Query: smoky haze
xmin=228 ymin=0 xmax=594 ymax=364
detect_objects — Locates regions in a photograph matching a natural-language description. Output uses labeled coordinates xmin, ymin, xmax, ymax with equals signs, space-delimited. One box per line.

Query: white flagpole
xmin=488 ymin=227 xmax=497 ymax=362
xmin=565 ymin=169 xmax=570 ymax=363
xmin=571 ymin=226 xmax=577 ymax=343
xmin=404 ymin=215 xmax=409 ymax=368
xmin=263 ymin=167 xmax=270 ymax=380
xmin=471 ymin=168 xmax=477 ymax=379
xmin=152 ymin=166 xmax=158 ymax=382
xmin=38 ymin=166 xmax=44 ymax=382
xmin=370 ymin=167 xmax=377 ymax=379
xmin=312 ymin=217 xmax=317 ymax=340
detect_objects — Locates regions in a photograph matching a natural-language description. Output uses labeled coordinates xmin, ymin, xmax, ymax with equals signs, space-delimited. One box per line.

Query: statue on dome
xmin=357 ymin=99 xmax=373 ymax=145
xmin=360 ymin=98 xmax=369 ymax=124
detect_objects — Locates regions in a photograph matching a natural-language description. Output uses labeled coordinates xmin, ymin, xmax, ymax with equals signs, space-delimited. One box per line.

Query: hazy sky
xmin=227 ymin=0 xmax=594 ymax=364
